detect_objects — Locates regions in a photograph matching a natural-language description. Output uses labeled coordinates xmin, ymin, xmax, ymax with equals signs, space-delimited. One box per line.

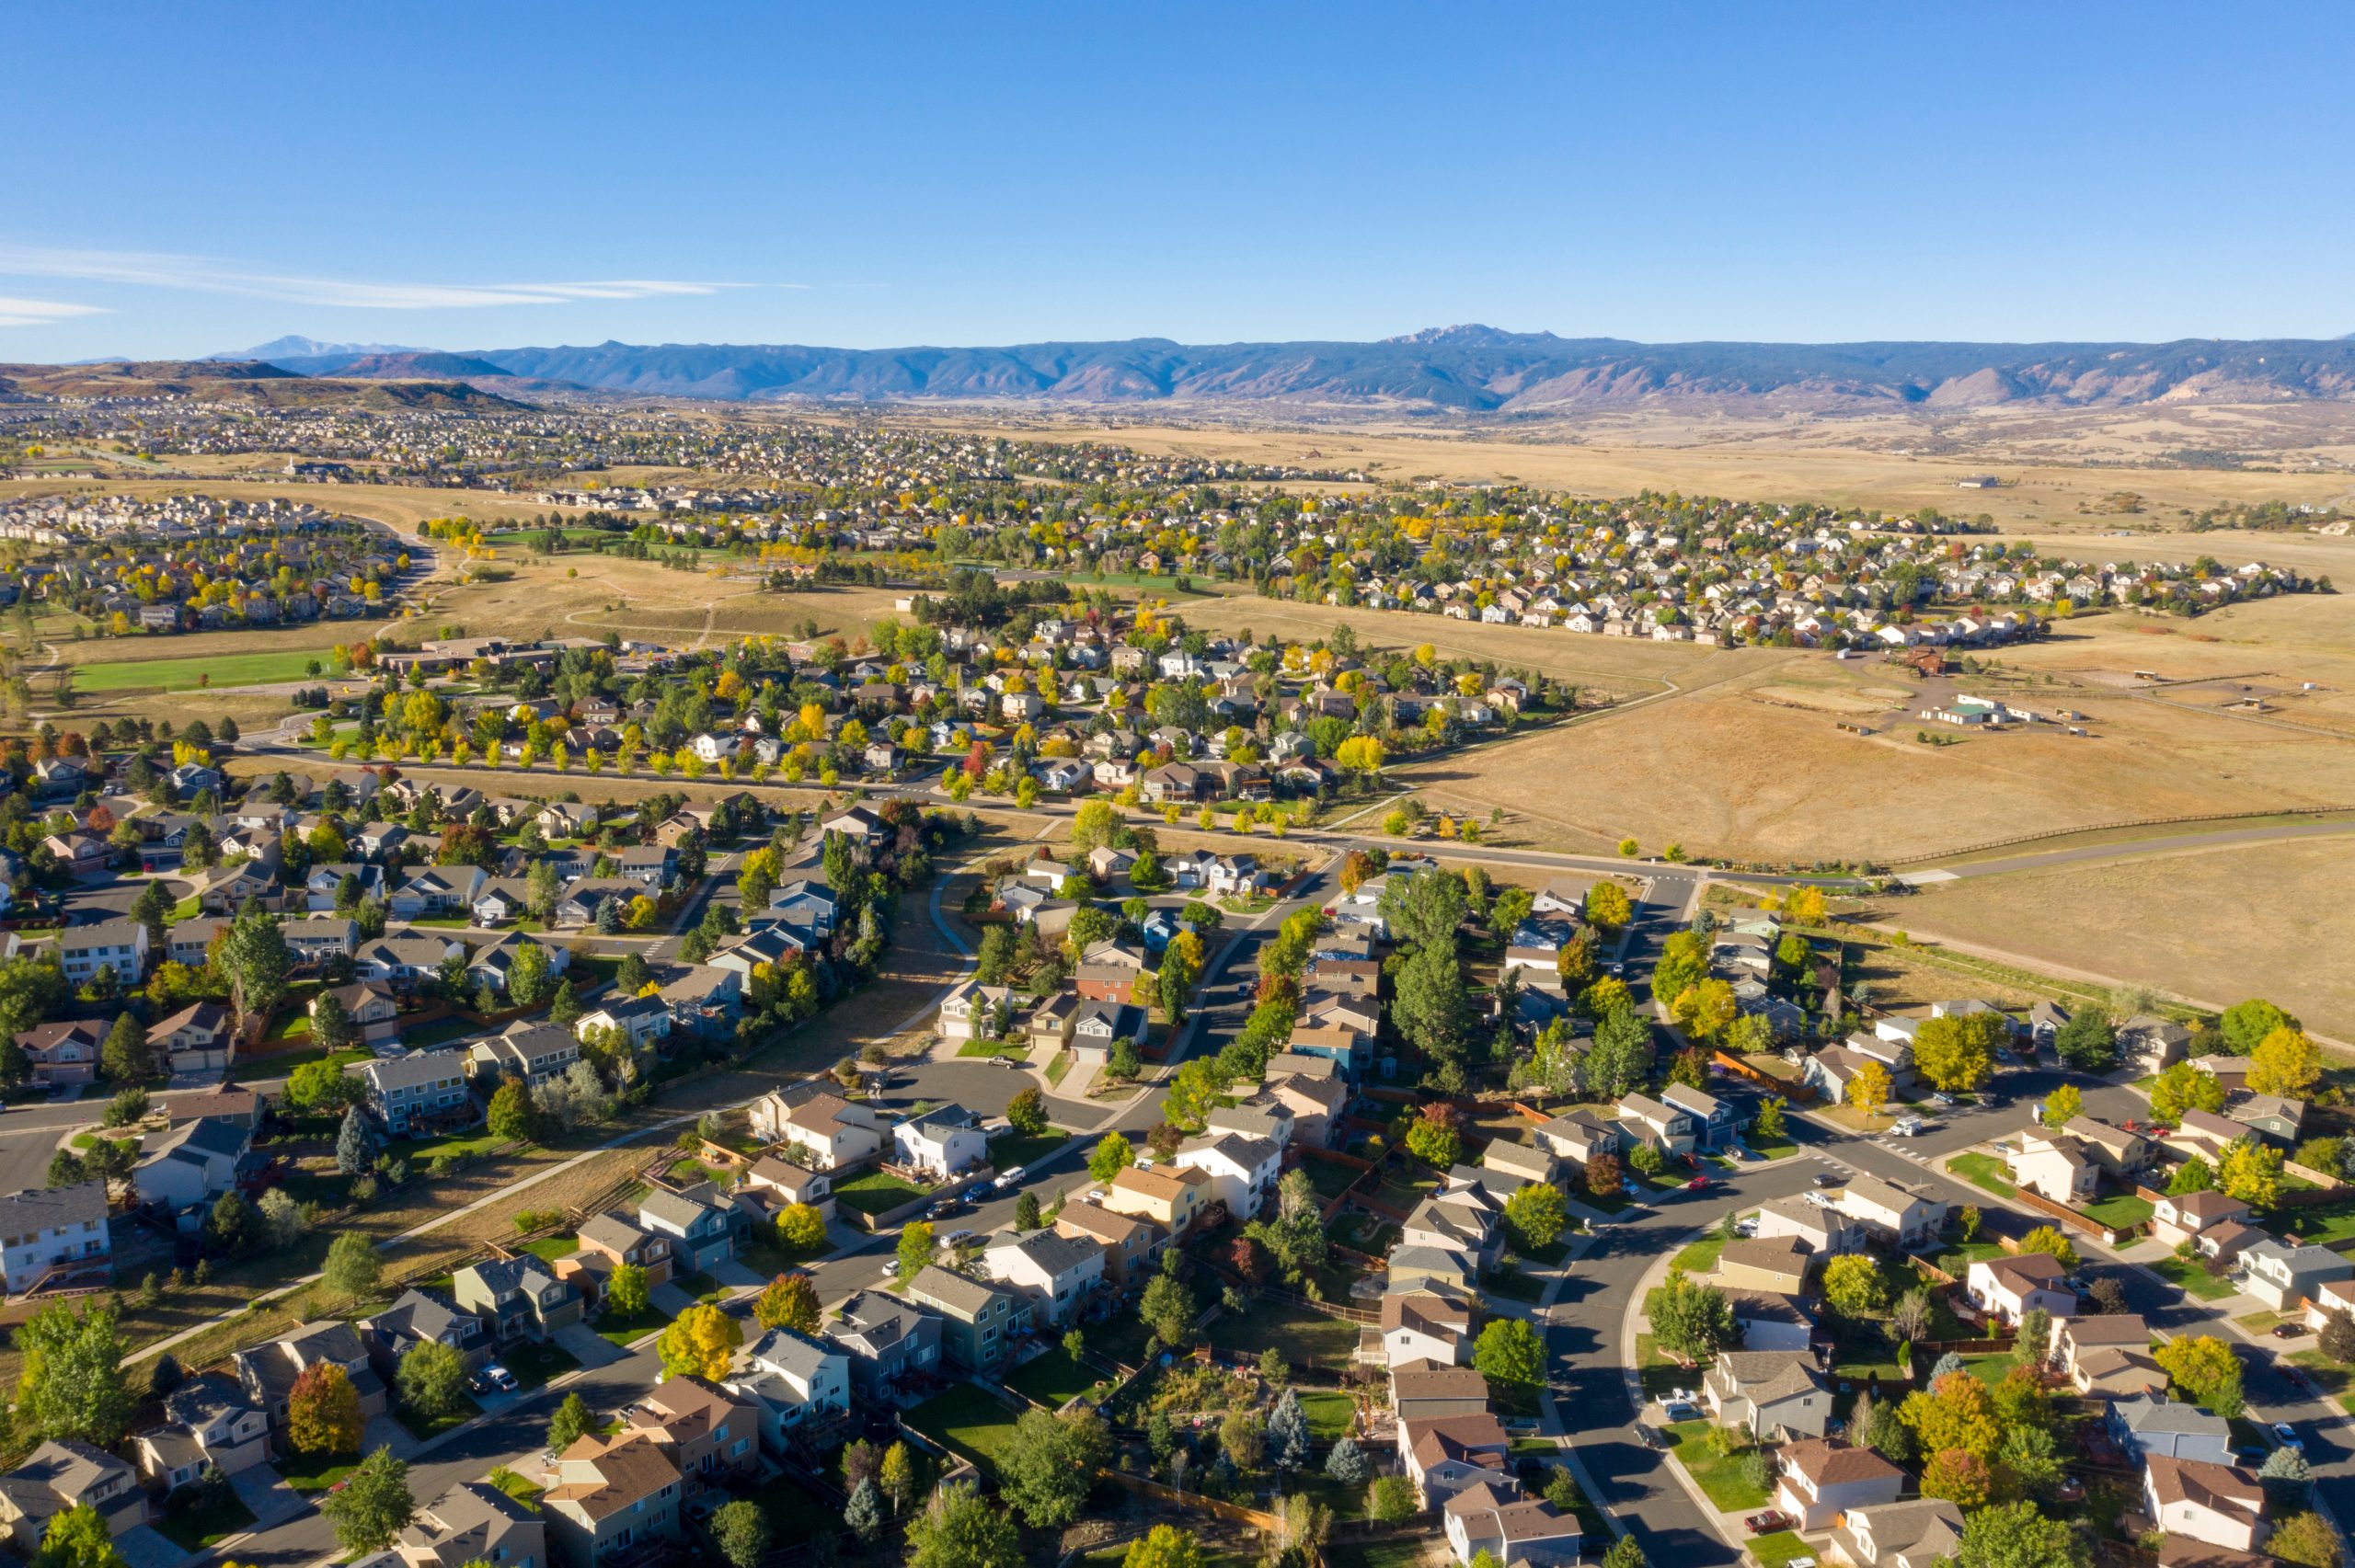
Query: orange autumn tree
xmin=286 ymin=1361 xmax=363 ymax=1457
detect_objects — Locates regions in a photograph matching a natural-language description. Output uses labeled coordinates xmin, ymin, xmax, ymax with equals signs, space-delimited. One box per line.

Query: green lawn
xmin=904 ymin=1381 xmax=1026 ymax=1471
xmin=402 ymin=1015 xmax=480 ymax=1050
xmin=1006 ymin=1345 xmax=1109 ymax=1407
xmin=1045 ymin=1050 xmax=1073 ymax=1087
xmin=1302 ymin=1159 xmax=1363 ymax=1200
xmin=2272 ymin=1196 xmax=2355 ymax=1247
xmin=279 ymin=1455 xmax=362 ymax=1494
xmin=522 ymin=1236 xmax=579 ymax=1263
xmin=1205 ymin=1298 xmax=1364 ymax=1373
xmin=75 ymin=647 xmax=335 ymax=692
xmin=1484 ymin=1266 xmax=1545 ymax=1305
xmin=2147 ymin=1253 xmax=2238 ymax=1300
xmin=1324 ymin=1541 xmax=1435 ymax=1568
xmin=2085 ymin=1193 xmax=2154 ymax=1230
xmin=1751 ymin=1530 xmax=1816 ymax=1568
xmin=955 ymin=1036 xmax=1028 ymax=1058
xmin=1946 ymin=1152 xmax=2016 ymax=1198
xmin=1297 ymin=1389 xmax=1358 ymax=1442
xmin=1671 ymin=1235 xmax=1729 ymax=1275
xmin=397 ymin=1127 xmax=505 ymax=1163
xmin=1927 ymin=1241 xmax=2007 ymax=1276
xmin=1659 ymin=1420 xmax=1773 ymax=1510
xmin=1634 ymin=1334 xmax=1693 ymax=1402
xmin=395 ymin=1392 xmax=483 ymax=1441
xmin=1745 ymin=1136 xmax=1799 ymax=1162
xmin=594 ymin=1302 xmax=672 ymax=1348
xmin=488 ymin=1467 xmax=544 ymax=1510
xmin=674 ymin=1270 xmax=727 ymax=1302
xmin=155 ymin=1490 xmax=258 ymax=1551
xmin=1954 ymin=1351 xmax=2022 ymax=1386
xmin=502 ymin=1340 xmax=580 ymax=1389
xmin=990 ymin=1130 xmax=1071 ymax=1170
xmin=833 ymin=1169 xmax=928 ymax=1215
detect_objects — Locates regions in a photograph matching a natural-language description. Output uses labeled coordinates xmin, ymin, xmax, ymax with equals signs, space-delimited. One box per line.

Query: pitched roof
xmin=546 ymin=1431 xmax=680 ymax=1521
xmin=1781 ymin=1436 xmax=1901 ymax=1488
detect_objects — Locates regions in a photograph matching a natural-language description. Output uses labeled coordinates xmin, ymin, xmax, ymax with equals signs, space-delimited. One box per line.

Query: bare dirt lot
xmin=1898 ymin=834 xmax=2355 ymax=1042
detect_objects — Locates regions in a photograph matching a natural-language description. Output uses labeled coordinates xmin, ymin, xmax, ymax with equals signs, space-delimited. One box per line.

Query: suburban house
xmin=0 ymin=1440 xmax=143 ymax=1550
xmin=1265 ymin=1067 xmax=1348 ymax=1148
xmin=1832 ymin=1499 xmax=1966 ymax=1568
xmin=1073 ymin=940 xmax=1147 ymax=1004
xmin=724 ymin=1330 xmax=853 ymax=1455
xmin=132 ymin=1116 xmax=253 ymax=1210
xmin=1480 ymin=1139 xmax=1559 ymax=1191
xmin=1391 ymin=1361 xmax=1490 ymax=1423
xmin=902 ymin=1265 xmax=1031 ymax=1375
xmin=2141 ymin=1455 xmax=2268 ymax=1554
xmin=57 ymin=920 xmax=149 ymax=987
xmin=1054 ymin=1201 xmax=1165 ymax=1289
xmin=2165 ymin=1109 xmax=2250 ymax=1166
xmin=981 ymin=1229 xmax=1107 ymax=1328
xmin=1532 ymin=1108 xmax=1622 ymax=1166
xmin=1071 ymin=1000 xmax=1150 ymax=1065
xmin=1614 ymin=1093 xmax=1695 ymax=1156
xmin=468 ymin=1022 xmax=582 ymax=1086
xmin=2063 ymin=1116 xmax=2156 ymax=1178
xmin=130 ymin=1374 xmax=270 ymax=1491
xmin=741 ymin=1157 xmax=833 ymax=1221
xmin=233 ymin=1320 xmax=386 ymax=1432
xmin=0 ymin=1183 xmax=111 ymax=1295
xmin=146 ymin=1001 xmax=236 ymax=1075
xmin=2229 ymin=1093 xmax=2307 ymax=1146
xmin=1441 ymin=1481 xmax=1580 ymax=1568
xmin=1751 ymin=1195 xmax=1866 ymax=1255
xmin=360 ymin=1288 xmax=494 ymax=1377
xmin=1832 ymin=1175 xmax=1946 ymax=1248
xmin=452 ymin=1255 xmax=584 ymax=1343
xmin=1775 ymin=1437 xmax=1904 ymax=1531
xmin=1966 ymin=1253 xmax=2077 ymax=1323
xmin=397 ymin=1480 xmax=546 ymax=1568
xmin=543 ymin=1431 xmax=682 ymax=1568
xmin=1101 ymin=1162 xmax=1211 ymax=1238
xmin=2008 ymin=1129 xmax=2099 ymax=1204
xmin=749 ymin=1089 xmax=886 ymax=1170
xmin=2108 ymin=1393 xmax=2233 ymax=1464
xmin=1702 ymin=1348 xmax=1830 ymax=1440
xmin=575 ymin=993 xmax=673 ymax=1050
xmin=1662 ymin=1082 xmax=1738 ymax=1151
xmin=1716 ymin=1237 xmax=1815 ymax=1296
xmin=355 ymin=1049 xmax=476 ymax=1136
xmin=559 ymin=1212 xmax=676 ymax=1305
xmin=13 ymin=1020 xmax=104 ymax=1088
xmin=1173 ymin=1131 xmax=1281 ymax=1222
xmin=2152 ymin=1191 xmax=2255 ymax=1252
xmin=936 ymin=982 xmax=1016 ymax=1042
xmin=820 ymin=1290 xmax=942 ymax=1403
xmin=2120 ymin=1014 xmax=2192 ymax=1073
xmin=2237 ymin=1238 xmax=2354 ymax=1311
xmin=637 ymin=1183 xmax=737 ymax=1272
xmin=1397 ymin=1412 xmax=1512 ymax=1506
xmin=1382 ymin=1290 xmax=1475 ymax=1368
xmin=625 ymin=1374 xmax=760 ymax=1481
xmin=892 ymin=1104 xmax=989 ymax=1180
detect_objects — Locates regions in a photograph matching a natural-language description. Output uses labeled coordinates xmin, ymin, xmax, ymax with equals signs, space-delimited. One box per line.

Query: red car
xmin=1686 ymin=1174 xmax=1712 ymax=1191
xmin=1744 ymin=1512 xmax=1792 ymax=1534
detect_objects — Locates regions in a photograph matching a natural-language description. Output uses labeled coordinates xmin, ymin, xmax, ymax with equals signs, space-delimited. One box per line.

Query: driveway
xmin=112 ymin=1527 xmax=188 ymax=1568
xmin=555 ymin=1322 xmax=626 ymax=1368
xmin=226 ymin=1464 xmax=310 ymax=1531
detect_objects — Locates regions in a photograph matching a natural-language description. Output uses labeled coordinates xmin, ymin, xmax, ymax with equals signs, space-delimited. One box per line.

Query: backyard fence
xmin=1099 ymin=1471 xmax=1287 ymax=1531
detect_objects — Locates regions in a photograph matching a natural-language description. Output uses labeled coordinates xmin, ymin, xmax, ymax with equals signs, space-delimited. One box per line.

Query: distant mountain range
xmin=167 ymin=324 xmax=2355 ymax=412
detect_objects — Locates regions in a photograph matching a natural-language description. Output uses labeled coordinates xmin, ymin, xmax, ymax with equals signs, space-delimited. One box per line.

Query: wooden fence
xmin=1099 ymin=1470 xmax=1286 ymax=1530
xmin=1710 ymin=1051 xmax=1817 ymax=1104
xmin=2006 ymin=1183 xmax=2129 ymax=1245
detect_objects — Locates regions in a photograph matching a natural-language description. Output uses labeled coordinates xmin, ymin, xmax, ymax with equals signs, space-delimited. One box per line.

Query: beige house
xmin=1055 ymin=1201 xmax=1165 ymax=1288
xmin=2062 ymin=1116 xmax=2155 ymax=1179
xmin=2153 ymin=1190 xmax=2254 ymax=1251
xmin=1100 ymin=1163 xmax=1211 ymax=1237
xmin=1966 ymin=1253 xmax=2077 ymax=1323
xmin=2141 ymin=1455 xmax=2268 ymax=1554
xmin=625 ymin=1376 xmax=759 ymax=1482
xmin=543 ymin=1432 xmax=682 ymax=1568
xmin=2008 ymin=1129 xmax=2098 ymax=1203
xmin=0 ymin=1440 xmax=144 ymax=1549
xmin=1832 ymin=1175 xmax=1945 ymax=1247
xmin=399 ymin=1480 xmax=546 ymax=1568
xmin=1716 ymin=1237 xmax=1814 ymax=1295
xmin=1396 ymin=1412 xmax=1512 ymax=1506
xmin=1775 ymin=1438 xmax=1903 ymax=1531
xmin=1832 ymin=1499 xmax=1965 ymax=1568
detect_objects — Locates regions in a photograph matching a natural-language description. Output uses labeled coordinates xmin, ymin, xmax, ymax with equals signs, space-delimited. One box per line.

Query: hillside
xmin=0 ymin=359 xmax=533 ymax=410
xmin=249 ymin=326 xmax=2355 ymax=413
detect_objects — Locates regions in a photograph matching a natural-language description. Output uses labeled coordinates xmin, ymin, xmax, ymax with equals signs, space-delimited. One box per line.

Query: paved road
xmin=1906 ymin=818 xmax=2355 ymax=884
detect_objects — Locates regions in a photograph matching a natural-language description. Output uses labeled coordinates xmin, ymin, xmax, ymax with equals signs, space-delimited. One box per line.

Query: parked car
xmin=1928 ymin=1093 xmax=1956 ymax=1107
xmin=469 ymin=1364 xmax=518 ymax=1395
xmin=1685 ymin=1174 xmax=1712 ymax=1192
xmin=1745 ymin=1512 xmax=1793 ymax=1534
xmin=1631 ymin=1425 xmax=1661 ymax=1450
xmin=996 ymin=1166 xmax=1028 ymax=1190
xmin=1812 ymin=1172 xmax=1841 ymax=1187
xmin=881 ymin=1259 xmax=900 ymax=1276
xmin=2273 ymin=1422 xmax=2303 ymax=1454
xmin=2273 ymin=1322 xmax=2309 ymax=1339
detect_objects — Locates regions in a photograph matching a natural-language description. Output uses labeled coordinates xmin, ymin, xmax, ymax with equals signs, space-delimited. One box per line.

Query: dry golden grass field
xmin=1897 ymin=834 xmax=2355 ymax=1042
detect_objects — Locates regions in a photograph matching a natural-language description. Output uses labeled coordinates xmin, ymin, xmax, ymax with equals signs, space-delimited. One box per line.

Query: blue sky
xmin=6 ymin=4 xmax=2350 ymax=360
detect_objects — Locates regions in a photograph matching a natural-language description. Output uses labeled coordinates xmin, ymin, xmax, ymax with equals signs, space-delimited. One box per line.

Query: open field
xmin=70 ymin=648 xmax=336 ymax=692
xmin=0 ymin=474 xmax=580 ymax=531
xmin=1901 ymin=834 xmax=2355 ymax=1041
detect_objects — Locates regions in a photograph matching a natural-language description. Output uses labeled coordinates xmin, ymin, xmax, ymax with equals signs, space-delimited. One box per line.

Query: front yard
xmin=989 ymin=1130 xmax=1072 ymax=1171
xmin=1945 ymin=1151 xmax=2016 ymax=1199
xmin=1659 ymin=1419 xmax=1773 ymax=1510
xmin=155 ymin=1490 xmax=258 ymax=1551
xmin=2146 ymin=1253 xmax=2238 ymax=1301
xmin=833 ymin=1169 xmax=929 ymax=1216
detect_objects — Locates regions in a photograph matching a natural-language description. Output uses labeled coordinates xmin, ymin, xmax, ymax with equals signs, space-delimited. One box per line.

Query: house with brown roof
xmin=624 ymin=1375 xmax=758 ymax=1482
xmin=542 ymin=1431 xmax=682 ymax=1568
xmin=1389 ymin=1360 xmax=1490 ymax=1424
xmin=2153 ymin=1190 xmax=2255 ymax=1252
xmin=1832 ymin=1498 xmax=1965 ymax=1568
xmin=1382 ymin=1290 xmax=1475 ymax=1368
xmin=1775 ymin=1437 xmax=1904 ymax=1530
xmin=2063 ymin=1116 xmax=2156 ymax=1179
xmin=1716 ymin=1236 xmax=1814 ymax=1296
xmin=748 ymin=1088 xmax=886 ymax=1170
xmin=1442 ymin=1480 xmax=1580 ymax=1568
xmin=2163 ymin=1109 xmax=2247 ymax=1166
xmin=2141 ymin=1455 xmax=2268 ymax=1554
xmin=398 ymin=1479 xmax=546 ymax=1568
xmin=1397 ymin=1412 xmax=1512 ymax=1506
xmin=1100 ymin=1163 xmax=1211 ymax=1237
xmin=1054 ymin=1200 xmax=1165 ymax=1288
xmin=0 ymin=1440 xmax=144 ymax=1550
xmin=1965 ymin=1253 xmax=2077 ymax=1324
xmin=12 ymin=1020 xmax=103 ymax=1088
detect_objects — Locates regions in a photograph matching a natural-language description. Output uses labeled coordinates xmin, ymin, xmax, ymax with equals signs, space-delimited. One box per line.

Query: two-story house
xmin=0 ymin=1440 xmax=143 ymax=1550
xmin=1966 ymin=1253 xmax=2077 ymax=1324
xmin=1382 ymin=1291 xmax=1475 ymax=1369
xmin=1173 ymin=1132 xmax=1281 ymax=1223
xmin=357 ymin=1049 xmax=476 ymax=1136
xmin=1100 ymin=1163 xmax=1211 ymax=1239
xmin=982 ymin=1229 xmax=1106 ymax=1329
xmin=12 ymin=1020 xmax=105 ymax=1090
xmin=1441 ymin=1482 xmax=1580 ymax=1568
xmin=397 ymin=1479 xmax=546 ymax=1568
xmin=1396 ymin=1412 xmax=1512 ymax=1506
xmin=1662 ymin=1082 xmax=1738 ymax=1151
xmin=130 ymin=1374 xmax=270 ymax=1491
xmin=749 ymin=1089 xmax=886 ymax=1171
xmin=1054 ymin=1201 xmax=1166 ymax=1290
xmin=2238 ymin=1238 xmax=2355 ymax=1312
xmin=557 ymin=1211 xmax=676 ymax=1307
xmin=820 ymin=1290 xmax=942 ymax=1403
xmin=936 ymin=982 xmax=1016 ymax=1042
xmin=452 ymin=1255 xmax=584 ymax=1344
xmin=727 ymin=1328 xmax=853 ymax=1454
xmin=2008 ymin=1128 xmax=2099 ymax=1205
xmin=892 ymin=1104 xmax=989 ymax=1180
xmin=1832 ymin=1499 xmax=1965 ymax=1568
xmin=2108 ymin=1392 xmax=2231 ymax=1465
xmin=1532 ymin=1108 xmax=1622 ymax=1168
xmin=1774 ymin=1437 xmax=1903 ymax=1531
xmin=2141 ymin=1455 xmax=2268 ymax=1554
xmin=543 ymin=1431 xmax=681 ymax=1568
xmin=361 ymin=1288 xmax=493 ymax=1377
xmin=1832 ymin=1175 xmax=1946 ymax=1248
xmin=57 ymin=919 xmax=149 ymax=987
xmin=233 ymin=1320 xmax=386 ymax=1434
xmin=625 ymin=1374 xmax=759 ymax=1481
xmin=1614 ymin=1093 xmax=1695 ymax=1157
xmin=469 ymin=1022 xmax=581 ymax=1087
xmin=902 ymin=1265 xmax=1030 ymax=1375
xmin=132 ymin=1115 xmax=253 ymax=1211
xmin=1702 ymin=1348 xmax=1830 ymax=1441
xmin=637 ymin=1184 xmax=736 ymax=1273
xmin=2151 ymin=1190 xmax=2256 ymax=1253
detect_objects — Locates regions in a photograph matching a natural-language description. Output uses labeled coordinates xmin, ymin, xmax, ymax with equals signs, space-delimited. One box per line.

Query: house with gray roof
xmin=821 ymin=1289 xmax=944 ymax=1403
xmin=638 ymin=1182 xmax=736 ymax=1271
xmin=233 ymin=1319 xmax=385 ymax=1430
xmin=1702 ymin=1348 xmax=1829 ymax=1440
xmin=902 ymin=1264 xmax=1031 ymax=1374
xmin=130 ymin=1373 xmax=270 ymax=1491
xmin=724 ymin=1328 xmax=853 ymax=1455
xmin=0 ymin=1181 xmax=111 ymax=1296
xmin=360 ymin=1288 xmax=492 ymax=1377
xmin=2108 ymin=1392 xmax=2232 ymax=1465
xmin=397 ymin=1479 xmax=546 ymax=1568
xmin=2237 ymin=1237 xmax=2354 ymax=1312
xmin=982 ymin=1228 xmax=1106 ymax=1328
xmin=0 ymin=1440 xmax=142 ymax=1550
xmin=355 ymin=1048 xmax=476 ymax=1135
xmin=132 ymin=1116 xmax=253 ymax=1211
xmin=452 ymin=1254 xmax=582 ymax=1343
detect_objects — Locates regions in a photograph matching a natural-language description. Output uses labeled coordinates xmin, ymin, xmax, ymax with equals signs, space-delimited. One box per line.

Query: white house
xmin=1173 ymin=1131 xmax=1281 ymax=1222
xmin=0 ymin=1183 xmax=110 ymax=1295
xmin=892 ymin=1104 xmax=988 ymax=1180
xmin=724 ymin=1328 xmax=853 ymax=1456
xmin=1966 ymin=1253 xmax=2078 ymax=1324
xmin=980 ymin=1229 xmax=1105 ymax=1328
xmin=750 ymin=1089 xmax=886 ymax=1170
xmin=2140 ymin=1455 xmax=2268 ymax=1554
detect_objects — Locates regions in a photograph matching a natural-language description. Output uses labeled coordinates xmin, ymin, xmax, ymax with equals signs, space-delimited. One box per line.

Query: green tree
xmin=1822 ymin=1254 xmax=1890 ymax=1315
xmin=1650 ymin=1270 xmax=1737 ymax=1364
xmin=1121 ymin=1525 xmax=1204 ymax=1568
xmin=319 ymin=1447 xmax=414 ymax=1556
xmin=1956 ymin=1499 xmax=2085 ymax=1568
xmin=1014 ymin=1191 xmax=1041 ymax=1230
xmin=2219 ymin=1139 xmax=2283 ymax=1207
xmin=2154 ymin=1333 xmax=2244 ymax=1416
xmin=2221 ymin=998 xmax=2296 ymax=1057
xmin=99 ymin=1013 xmax=152 ymax=1083
xmin=752 ymin=1272 xmax=820 ymax=1333
xmin=1005 ymin=1085 xmax=1050 ymax=1137
xmin=997 ymin=1407 xmax=1110 ymax=1525
xmin=2052 ymin=1008 xmax=2117 ymax=1072
xmin=1368 ymin=1475 xmax=1417 ymax=1523
xmin=2267 ymin=1511 xmax=2342 ymax=1568
xmin=336 ymin=1104 xmax=376 ymax=1175
xmin=1583 ymin=882 xmax=1633 ymax=932
xmin=1752 ymin=1096 xmax=1786 ymax=1141
xmin=2039 ymin=1082 xmax=2084 ymax=1129
xmin=1140 ymin=1271 xmax=1196 ymax=1348
xmin=1472 ymin=1317 xmax=1543 ymax=1391
xmin=2149 ymin=1060 xmax=2224 ymax=1124
xmin=1602 ymin=1540 xmax=1648 ymax=1568
xmin=396 ymin=1340 xmax=468 ymax=1419
xmin=1392 ymin=937 xmax=1467 ymax=1067
xmin=2016 ymin=1226 xmax=2080 ymax=1272
xmin=216 ymin=903 xmax=292 ymax=1039
xmin=905 ymin=1482 xmax=1021 ymax=1568
xmin=505 ymin=941 xmax=553 ymax=1008
xmin=709 ymin=1501 xmax=772 ymax=1568
xmin=1405 ymin=1107 xmax=1462 ymax=1169
xmin=898 ymin=1220 xmax=937 ymax=1282
xmin=309 ymin=989 xmax=357 ymax=1054
xmin=974 ymin=925 xmax=1017 ymax=986
xmin=1089 ymin=1130 xmax=1135 ymax=1182
xmin=322 ymin=1230 xmax=382 ymax=1300
xmin=546 ymin=1391 xmax=593 ymax=1456
xmin=12 ymin=1301 xmax=132 ymax=1445
xmin=29 ymin=1506 xmax=126 ymax=1568
xmin=843 ymin=1479 xmax=885 ymax=1544
xmin=487 ymin=1082 xmax=534 ymax=1141
xmin=2249 ymin=1025 xmax=2324 ymax=1099
xmin=606 ymin=1262 xmax=649 ymax=1316
xmin=1503 ymin=1183 xmax=1568 ymax=1252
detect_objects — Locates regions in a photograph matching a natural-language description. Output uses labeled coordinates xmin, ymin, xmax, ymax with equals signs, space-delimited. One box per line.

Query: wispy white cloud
xmin=0 ymin=295 xmax=109 ymax=329
xmin=0 ymin=246 xmax=755 ymax=310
